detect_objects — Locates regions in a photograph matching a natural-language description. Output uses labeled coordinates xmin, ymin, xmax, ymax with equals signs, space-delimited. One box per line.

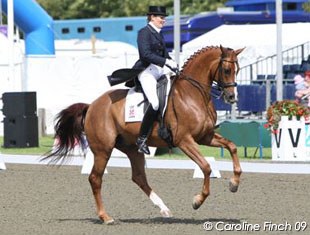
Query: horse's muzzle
xmin=224 ymin=92 xmax=237 ymax=104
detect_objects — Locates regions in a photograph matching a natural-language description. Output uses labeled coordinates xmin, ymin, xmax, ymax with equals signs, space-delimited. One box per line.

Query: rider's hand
xmin=165 ymin=59 xmax=178 ymax=70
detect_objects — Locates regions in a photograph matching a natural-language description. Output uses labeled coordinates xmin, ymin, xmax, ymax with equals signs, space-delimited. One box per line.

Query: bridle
xmin=178 ymin=52 xmax=240 ymax=101
xmin=170 ymin=50 xmax=241 ymax=141
xmin=211 ymin=56 xmax=239 ymax=99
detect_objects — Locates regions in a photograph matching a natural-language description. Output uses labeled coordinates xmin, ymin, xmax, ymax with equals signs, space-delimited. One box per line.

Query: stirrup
xmin=136 ymin=137 xmax=150 ymax=155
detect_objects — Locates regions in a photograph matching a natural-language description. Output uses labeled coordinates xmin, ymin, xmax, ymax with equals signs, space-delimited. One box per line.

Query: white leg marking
xmin=149 ymin=191 xmax=172 ymax=217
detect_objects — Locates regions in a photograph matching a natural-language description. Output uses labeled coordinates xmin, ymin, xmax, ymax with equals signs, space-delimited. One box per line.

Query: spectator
xmin=294 ymin=71 xmax=310 ymax=106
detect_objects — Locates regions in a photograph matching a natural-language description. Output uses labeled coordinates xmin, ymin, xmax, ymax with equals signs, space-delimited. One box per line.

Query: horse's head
xmin=213 ymin=45 xmax=245 ymax=104
xmin=180 ymin=45 xmax=245 ymax=104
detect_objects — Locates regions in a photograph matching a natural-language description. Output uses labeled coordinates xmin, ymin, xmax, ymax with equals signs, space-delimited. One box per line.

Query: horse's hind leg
xmin=208 ymin=132 xmax=242 ymax=192
xmin=119 ymin=146 xmax=172 ymax=218
xmin=88 ymin=150 xmax=114 ymax=224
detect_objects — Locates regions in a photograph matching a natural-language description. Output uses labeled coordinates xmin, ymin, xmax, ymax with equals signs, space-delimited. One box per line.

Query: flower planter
xmin=271 ymin=116 xmax=308 ymax=161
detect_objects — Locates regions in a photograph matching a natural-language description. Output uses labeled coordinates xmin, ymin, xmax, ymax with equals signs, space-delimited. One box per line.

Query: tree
xmin=36 ymin=0 xmax=228 ymax=19
xmin=182 ymin=0 xmax=227 ymax=15
xmin=303 ymin=1 xmax=310 ymax=12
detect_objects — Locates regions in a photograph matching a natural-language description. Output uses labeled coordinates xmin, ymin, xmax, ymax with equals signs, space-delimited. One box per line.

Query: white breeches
xmin=138 ymin=64 xmax=171 ymax=111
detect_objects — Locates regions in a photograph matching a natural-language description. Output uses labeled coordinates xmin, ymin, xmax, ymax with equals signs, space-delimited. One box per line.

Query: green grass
xmin=0 ymin=135 xmax=272 ymax=160
xmin=155 ymin=145 xmax=272 ymax=160
xmin=0 ymin=135 xmax=55 ymax=155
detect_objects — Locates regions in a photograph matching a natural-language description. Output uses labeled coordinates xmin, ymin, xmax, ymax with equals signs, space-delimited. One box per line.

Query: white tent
xmin=0 ymin=39 xmax=139 ymax=135
xmin=24 ymin=41 xmax=139 ymax=134
xmin=182 ymin=23 xmax=310 ymax=68
xmin=0 ymin=33 xmax=24 ymax=62
xmin=0 ymin=33 xmax=24 ymax=93
xmin=54 ymin=39 xmax=138 ymax=58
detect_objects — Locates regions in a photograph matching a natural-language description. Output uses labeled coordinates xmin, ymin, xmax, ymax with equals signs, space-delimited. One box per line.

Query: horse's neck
xmin=182 ymin=53 xmax=218 ymax=86
xmin=166 ymin=76 xmax=217 ymax=135
xmin=177 ymin=54 xmax=218 ymax=101
xmin=173 ymin=76 xmax=212 ymax=105
xmin=166 ymin=51 xmax=219 ymax=123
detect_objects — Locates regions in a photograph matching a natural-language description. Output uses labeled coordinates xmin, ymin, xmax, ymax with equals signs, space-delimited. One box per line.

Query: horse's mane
xmin=181 ymin=46 xmax=234 ymax=73
xmin=181 ymin=46 xmax=219 ymax=72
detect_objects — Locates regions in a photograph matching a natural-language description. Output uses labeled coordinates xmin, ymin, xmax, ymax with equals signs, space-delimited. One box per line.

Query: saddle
xmin=135 ymin=75 xmax=174 ymax=148
xmin=108 ymin=68 xmax=174 ymax=147
xmin=156 ymin=75 xmax=174 ymax=148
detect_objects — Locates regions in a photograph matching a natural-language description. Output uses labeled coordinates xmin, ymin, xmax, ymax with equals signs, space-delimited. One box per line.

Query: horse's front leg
xmin=207 ymin=132 xmax=242 ymax=192
xmin=178 ymin=136 xmax=212 ymax=210
xmin=88 ymin=152 xmax=114 ymax=224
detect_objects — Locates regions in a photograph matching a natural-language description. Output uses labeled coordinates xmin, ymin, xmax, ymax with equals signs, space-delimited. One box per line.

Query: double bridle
xmin=181 ymin=56 xmax=239 ymax=100
xmin=211 ymin=57 xmax=239 ymax=99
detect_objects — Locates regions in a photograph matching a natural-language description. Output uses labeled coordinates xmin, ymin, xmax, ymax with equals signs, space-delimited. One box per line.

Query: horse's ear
xmin=235 ymin=47 xmax=246 ymax=56
xmin=220 ymin=44 xmax=224 ymax=53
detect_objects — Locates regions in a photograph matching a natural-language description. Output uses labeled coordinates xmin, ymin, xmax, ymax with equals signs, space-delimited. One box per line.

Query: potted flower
xmin=265 ymin=100 xmax=310 ymax=161
xmin=265 ymin=100 xmax=310 ymax=134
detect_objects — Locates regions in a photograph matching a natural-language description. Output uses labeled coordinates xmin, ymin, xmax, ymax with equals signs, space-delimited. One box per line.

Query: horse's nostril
xmin=226 ymin=94 xmax=237 ymax=104
xmin=229 ymin=95 xmax=235 ymax=100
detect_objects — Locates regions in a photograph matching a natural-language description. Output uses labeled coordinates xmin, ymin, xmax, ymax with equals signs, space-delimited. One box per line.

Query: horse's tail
xmin=42 ymin=103 xmax=89 ymax=165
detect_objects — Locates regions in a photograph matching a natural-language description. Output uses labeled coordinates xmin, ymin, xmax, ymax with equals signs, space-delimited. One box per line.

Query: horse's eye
xmin=224 ymin=68 xmax=231 ymax=75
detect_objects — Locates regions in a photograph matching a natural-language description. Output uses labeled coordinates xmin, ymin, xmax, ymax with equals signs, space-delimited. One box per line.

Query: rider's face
xmin=151 ymin=15 xmax=166 ymax=29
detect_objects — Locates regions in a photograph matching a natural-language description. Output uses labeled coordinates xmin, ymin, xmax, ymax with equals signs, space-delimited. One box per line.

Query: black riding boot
xmin=136 ymin=105 xmax=158 ymax=154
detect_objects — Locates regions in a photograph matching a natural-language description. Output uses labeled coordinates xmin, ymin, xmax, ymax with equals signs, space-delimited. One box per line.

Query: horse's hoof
xmin=192 ymin=195 xmax=202 ymax=210
xmin=229 ymin=181 xmax=239 ymax=193
xmin=99 ymin=215 xmax=115 ymax=225
xmin=160 ymin=209 xmax=173 ymax=218
xmin=104 ymin=218 xmax=115 ymax=225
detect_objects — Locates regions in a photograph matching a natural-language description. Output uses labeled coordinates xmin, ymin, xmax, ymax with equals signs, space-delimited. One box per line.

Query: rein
xmin=181 ymin=57 xmax=239 ymax=100
xmin=182 ymin=76 xmax=211 ymax=101
xmin=167 ymin=48 xmax=241 ymax=145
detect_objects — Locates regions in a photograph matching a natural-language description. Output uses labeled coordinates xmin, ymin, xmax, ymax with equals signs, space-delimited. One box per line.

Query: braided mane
xmin=181 ymin=46 xmax=220 ymax=72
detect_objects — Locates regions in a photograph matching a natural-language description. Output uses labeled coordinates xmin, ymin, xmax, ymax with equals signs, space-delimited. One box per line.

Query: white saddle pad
xmin=125 ymin=88 xmax=145 ymax=122
xmin=124 ymin=77 xmax=171 ymax=123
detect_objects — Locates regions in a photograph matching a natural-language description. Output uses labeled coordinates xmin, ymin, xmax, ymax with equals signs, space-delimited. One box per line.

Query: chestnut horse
xmin=45 ymin=45 xmax=244 ymax=224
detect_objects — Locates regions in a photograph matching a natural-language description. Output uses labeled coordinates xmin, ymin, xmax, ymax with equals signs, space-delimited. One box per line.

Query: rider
xmin=132 ymin=6 xmax=178 ymax=155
